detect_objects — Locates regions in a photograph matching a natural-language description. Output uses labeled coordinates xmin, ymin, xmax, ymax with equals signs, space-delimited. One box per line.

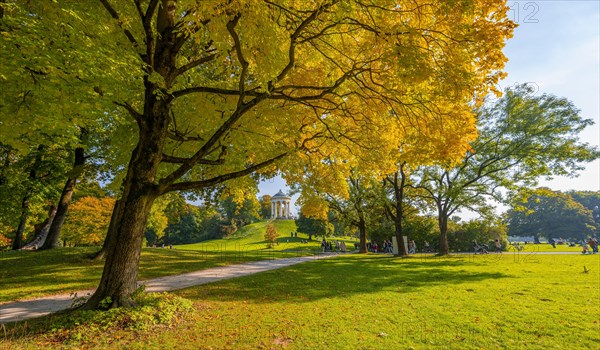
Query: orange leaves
xmin=62 ymin=196 xmax=116 ymax=246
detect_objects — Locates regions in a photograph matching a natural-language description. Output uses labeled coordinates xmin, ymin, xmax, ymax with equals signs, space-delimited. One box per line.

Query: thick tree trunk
xmin=386 ymin=169 xmax=409 ymax=257
xmin=438 ymin=214 xmax=449 ymax=255
xmin=84 ymin=93 xmax=169 ymax=308
xmin=22 ymin=205 xmax=57 ymax=250
xmin=12 ymin=195 xmax=29 ymax=250
xmin=41 ymin=147 xmax=85 ymax=250
xmin=83 ymin=187 xmax=156 ymax=308
xmin=394 ymin=219 xmax=408 ymax=256
xmin=358 ymin=219 xmax=367 ymax=253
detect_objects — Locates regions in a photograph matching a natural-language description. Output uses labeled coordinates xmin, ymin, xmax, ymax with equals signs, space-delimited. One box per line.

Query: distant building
xmin=271 ymin=190 xmax=292 ymax=219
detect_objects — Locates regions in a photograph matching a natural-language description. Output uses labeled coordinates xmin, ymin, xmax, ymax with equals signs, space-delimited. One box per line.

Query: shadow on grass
xmin=177 ymin=255 xmax=509 ymax=304
xmin=0 ymin=246 xmax=321 ymax=302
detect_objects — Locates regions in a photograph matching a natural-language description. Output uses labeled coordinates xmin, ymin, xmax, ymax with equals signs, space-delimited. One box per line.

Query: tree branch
xmin=161 ymin=152 xmax=289 ymax=193
xmin=98 ymin=0 xmax=139 ymax=47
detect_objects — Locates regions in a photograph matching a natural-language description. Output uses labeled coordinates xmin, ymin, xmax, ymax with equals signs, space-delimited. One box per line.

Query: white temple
xmin=271 ymin=190 xmax=293 ymax=219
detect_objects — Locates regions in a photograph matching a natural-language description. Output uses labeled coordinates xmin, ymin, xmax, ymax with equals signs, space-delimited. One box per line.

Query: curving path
xmin=0 ymin=253 xmax=341 ymax=324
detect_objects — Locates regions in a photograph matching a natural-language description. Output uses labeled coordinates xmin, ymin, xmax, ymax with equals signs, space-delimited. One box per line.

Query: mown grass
xmin=0 ymin=220 xmax=353 ymax=303
xmin=3 ymin=253 xmax=598 ymax=349
xmin=506 ymin=243 xmax=585 ymax=253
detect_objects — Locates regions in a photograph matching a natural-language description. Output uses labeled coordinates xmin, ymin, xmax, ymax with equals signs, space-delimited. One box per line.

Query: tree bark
xmin=83 ymin=137 xmax=163 ymax=308
xmin=358 ymin=218 xmax=367 ymax=253
xmin=389 ymin=170 xmax=408 ymax=257
xmin=22 ymin=205 xmax=57 ymax=250
xmin=84 ymin=75 xmax=170 ymax=308
xmin=41 ymin=147 xmax=85 ymax=250
xmin=12 ymin=195 xmax=29 ymax=250
xmin=438 ymin=213 xmax=449 ymax=255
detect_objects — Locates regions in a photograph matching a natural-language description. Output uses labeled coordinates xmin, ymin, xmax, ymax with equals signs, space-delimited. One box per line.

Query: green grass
xmin=178 ymin=219 xmax=355 ymax=253
xmin=506 ymin=243 xmax=585 ymax=253
xmin=0 ymin=220 xmax=354 ymax=303
xmin=3 ymin=254 xmax=599 ymax=349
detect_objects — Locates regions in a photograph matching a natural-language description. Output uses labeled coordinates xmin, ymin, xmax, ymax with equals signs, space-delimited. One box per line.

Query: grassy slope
xmin=177 ymin=219 xmax=345 ymax=252
xmin=3 ymin=254 xmax=599 ymax=349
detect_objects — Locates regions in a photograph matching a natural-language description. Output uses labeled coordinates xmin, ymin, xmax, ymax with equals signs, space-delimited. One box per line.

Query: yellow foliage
xmin=62 ymin=197 xmax=116 ymax=246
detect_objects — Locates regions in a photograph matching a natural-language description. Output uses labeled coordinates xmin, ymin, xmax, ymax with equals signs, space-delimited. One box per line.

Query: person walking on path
xmin=495 ymin=239 xmax=502 ymax=253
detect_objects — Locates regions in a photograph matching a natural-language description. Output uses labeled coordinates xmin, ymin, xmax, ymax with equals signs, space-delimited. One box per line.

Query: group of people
xmin=321 ymin=238 xmax=347 ymax=253
xmin=582 ymin=237 xmax=599 ymax=254
xmin=366 ymin=240 xmax=394 ymax=253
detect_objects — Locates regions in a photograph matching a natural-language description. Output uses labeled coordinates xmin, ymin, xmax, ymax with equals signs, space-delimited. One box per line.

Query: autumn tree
xmin=2 ymin=1 xmax=514 ymax=308
xmin=414 ymin=85 xmax=600 ymax=255
xmin=264 ymin=222 xmax=279 ymax=249
xmin=62 ymin=196 xmax=116 ymax=246
xmin=259 ymin=195 xmax=272 ymax=219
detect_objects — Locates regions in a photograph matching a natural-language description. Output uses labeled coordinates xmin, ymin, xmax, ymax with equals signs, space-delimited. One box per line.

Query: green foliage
xmin=403 ymin=215 xmax=440 ymax=249
xmin=415 ymin=84 xmax=600 ymax=252
xmin=448 ymin=217 xmax=508 ymax=252
xmin=295 ymin=213 xmax=332 ymax=239
xmin=0 ymin=144 xmax=69 ymax=243
xmin=220 ymin=194 xmax=261 ymax=227
xmin=38 ymin=292 xmax=192 ymax=345
xmin=507 ymin=188 xmax=596 ymax=241
xmin=568 ymin=190 xmax=600 ymax=235
xmin=162 ymin=205 xmax=222 ymax=245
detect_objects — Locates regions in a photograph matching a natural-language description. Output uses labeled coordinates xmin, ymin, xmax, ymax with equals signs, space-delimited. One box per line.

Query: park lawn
xmin=506 ymin=243 xmax=585 ymax=253
xmin=0 ymin=245 xmax=302 ymax=304
xmin=0 ymin=220 xmax=355 ymax=303
xmin=3 ymin=254 xmax=598 ymax=349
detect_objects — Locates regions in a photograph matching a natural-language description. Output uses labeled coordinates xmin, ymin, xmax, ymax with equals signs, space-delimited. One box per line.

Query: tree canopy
xmin=1 ymin=0 xmax=516 ymax=308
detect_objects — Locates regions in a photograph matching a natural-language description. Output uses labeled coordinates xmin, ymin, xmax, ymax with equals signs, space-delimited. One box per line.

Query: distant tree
xmin=295 ymin=213 xmax=332 ymax=241
xmin=383 ymin=162 xmax=422 ymax=256
xmin=162 ymin=203 xmax=222 ymax=245
xmin=403 ymin=215 xmax=439 ymax=251
xmin=507 ymin=188 xmax=596 ymax=242
xmin=220 ymin=194 xmax=260 ymax=228
xmin=259 ymin=195 xmax=272 ymax=219
xmin=568 ymin=191 xmax=600 ymax=236
xmin=264 ymin=223 xmax=279 ymax=249
xmin=62 ymin=196 xmax=115 ymax=246
xmin=325 ymin=175 xmax=383 ymax=253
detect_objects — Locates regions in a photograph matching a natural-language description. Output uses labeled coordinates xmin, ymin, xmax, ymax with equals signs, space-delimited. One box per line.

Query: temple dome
xmin=272 ymin=190 xmax=290 ymax=199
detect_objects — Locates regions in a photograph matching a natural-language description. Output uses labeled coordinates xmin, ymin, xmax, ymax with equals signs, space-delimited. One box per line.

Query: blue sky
xmin=259 ymin=1 xmax=600 ymax=216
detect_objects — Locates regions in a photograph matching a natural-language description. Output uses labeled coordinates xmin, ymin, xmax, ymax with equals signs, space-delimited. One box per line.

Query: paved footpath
xmin=0 ymin=253 xmax=340 ymax=324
